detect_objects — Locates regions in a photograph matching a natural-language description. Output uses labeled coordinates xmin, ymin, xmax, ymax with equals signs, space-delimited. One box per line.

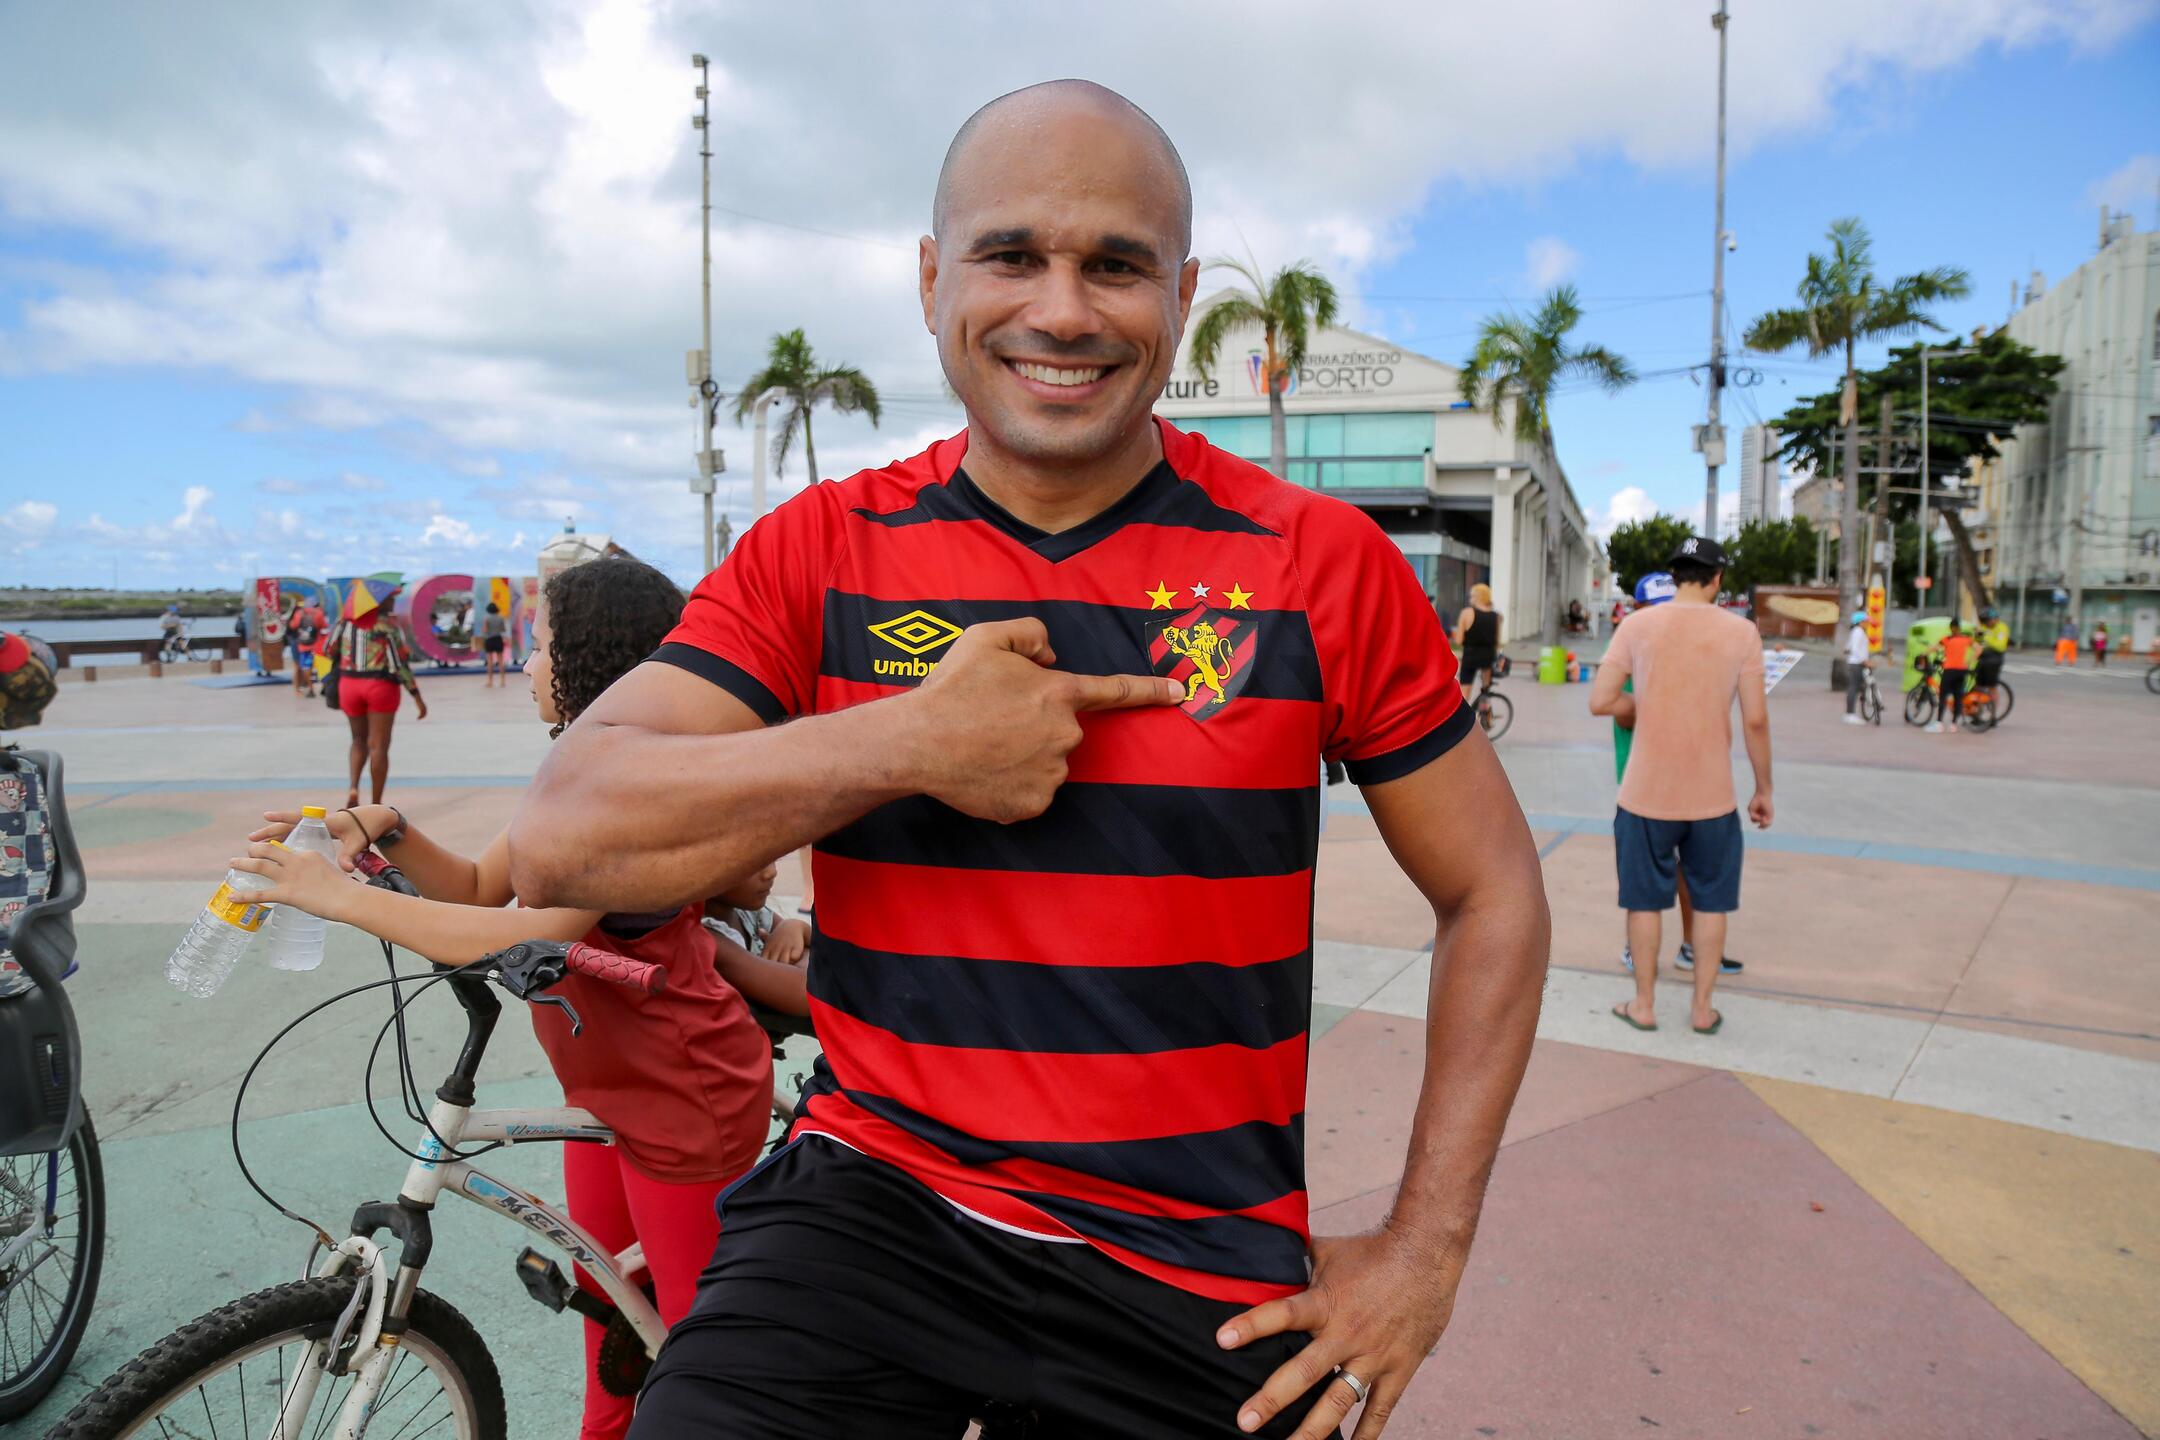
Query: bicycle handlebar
xmin=563 ymin=941 xmax=667 ymax=995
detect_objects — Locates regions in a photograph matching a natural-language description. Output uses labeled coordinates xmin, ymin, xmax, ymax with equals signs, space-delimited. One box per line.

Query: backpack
xmin=0 ymin=748 xmax=86 ymax=1155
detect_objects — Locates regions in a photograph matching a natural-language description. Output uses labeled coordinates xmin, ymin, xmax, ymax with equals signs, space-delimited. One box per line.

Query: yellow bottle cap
xmin=301 ymin=805 xmax=328 ymax=819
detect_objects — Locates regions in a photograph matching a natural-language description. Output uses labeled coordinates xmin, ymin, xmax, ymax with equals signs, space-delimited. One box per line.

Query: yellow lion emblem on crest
xmin=1161 ymin=620 xmax=1235 ymax=706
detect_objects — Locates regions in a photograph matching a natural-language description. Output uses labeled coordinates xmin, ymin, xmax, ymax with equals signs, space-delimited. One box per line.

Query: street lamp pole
xmin=1702 ymin=0 xmax=1730 ymax=537
xmin=691 ymin=54 xmax=720 ymax=575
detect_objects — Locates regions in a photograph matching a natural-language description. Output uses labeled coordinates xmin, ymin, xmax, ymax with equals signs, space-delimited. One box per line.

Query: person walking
xmin=1453 ymin=582 xmax=1502 ymax=692
xmin=2055 ymin=615 xmax=2078 ymax=665
xmin=324 ymin=592 xmax=427 ymax=806
xmin=513 ymin=80 xmax=1548 ymax=1440
xmin=2092 ymin=619 xmax=2110 ymax=667
xmin=479 ymin=601 xmax=511 ymax=688
xmin=1842 ymin=608 xmax=1873 ymax=724
xmin=1590 ymin=535 xmax=1772 ymax=1036
xmin=1928 ymin=619 xmax=1976 ymax=733
xmin=287 ymin=596 xmax=327 ymax=698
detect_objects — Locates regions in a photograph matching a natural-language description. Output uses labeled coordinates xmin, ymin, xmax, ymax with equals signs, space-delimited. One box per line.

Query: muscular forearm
xmin=1387 ymin=858 xmax=1548 ymax=1261
xmin=511 ymin=696 xmax=926 ymax=912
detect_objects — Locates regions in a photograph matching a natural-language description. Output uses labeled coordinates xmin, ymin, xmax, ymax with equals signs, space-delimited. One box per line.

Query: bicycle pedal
xmin=514 ymin=1247 xmax=575 ymax=1313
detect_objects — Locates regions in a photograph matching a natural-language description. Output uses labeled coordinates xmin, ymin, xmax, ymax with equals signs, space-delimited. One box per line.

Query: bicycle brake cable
xmin=228 ymin=960 xmax=494 ymax=1246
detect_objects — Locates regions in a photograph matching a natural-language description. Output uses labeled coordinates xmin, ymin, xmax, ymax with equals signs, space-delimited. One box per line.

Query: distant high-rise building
xmin=1738 ymin=425 xmax=1781 ymax=528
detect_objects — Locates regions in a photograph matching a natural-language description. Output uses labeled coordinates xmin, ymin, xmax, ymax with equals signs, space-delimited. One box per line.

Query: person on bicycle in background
xmin=1973 ymin=605 xmax=2009 ymax=707
xmin=230 ymin=557 xmax=805 ymax=1440
xmin=512 ymin=80 xmax=1547 ymax=1440
xmin=1843 ymin=609 xmax=1874 ymax=726
xmin=1452 ymin=581 xmax=1502 ymax=692
xmin=1928 ymin=618 xmax=1977 ymax=733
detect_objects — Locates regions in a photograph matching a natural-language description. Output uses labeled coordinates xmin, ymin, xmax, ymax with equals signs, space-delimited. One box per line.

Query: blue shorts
xmin=1614 ymin=806 xmax=1743 ymax=913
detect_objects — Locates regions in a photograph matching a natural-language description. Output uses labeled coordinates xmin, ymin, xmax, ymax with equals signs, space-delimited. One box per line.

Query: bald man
xmin=514 ymin=80 xmax=1547 ymax=1440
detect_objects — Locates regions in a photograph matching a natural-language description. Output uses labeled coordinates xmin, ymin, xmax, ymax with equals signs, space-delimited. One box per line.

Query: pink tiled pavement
xmin=1307 ymin=1072 xmax=2135 ymax=1438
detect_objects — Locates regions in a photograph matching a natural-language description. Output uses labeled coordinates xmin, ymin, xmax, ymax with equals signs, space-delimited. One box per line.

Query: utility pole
xmin=1874 ymin=396 xmax=1895 ymax=602
xmin=1701 ymin=0 xmax=1731 ymax=536
xmin=1918 ymin=343 xmax=1932 ymax=602
xmin=688 ymin=54 xmax=724 ymax=575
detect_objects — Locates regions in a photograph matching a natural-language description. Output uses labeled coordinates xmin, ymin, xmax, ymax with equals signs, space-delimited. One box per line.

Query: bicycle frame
xmin=271 ymin=1098 xmax=663 ymax=1440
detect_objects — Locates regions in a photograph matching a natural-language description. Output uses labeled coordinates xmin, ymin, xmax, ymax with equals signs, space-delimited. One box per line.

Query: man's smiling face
xmin=921 ymin=86 xmax=1198 ymax=469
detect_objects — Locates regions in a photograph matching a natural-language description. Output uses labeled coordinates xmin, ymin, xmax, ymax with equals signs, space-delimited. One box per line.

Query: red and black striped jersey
xmin=658 ymin=420 xmax=1469 ymax=1303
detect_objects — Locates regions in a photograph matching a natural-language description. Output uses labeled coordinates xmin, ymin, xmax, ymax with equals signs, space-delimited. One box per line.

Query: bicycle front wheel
xmin=1477 ymin=690 xmax=1513 ymax=741
xmin=2147 ymin=664 xmax=2160 ymax=695
xmin=1991 ymin=679 xmax=2014 ymax=723
xmin=0 ymin=1113 xmax=104 ymax=1421
xmin=47 ymin=1275 xmax=505 ymax=1440
xmin=1903 ymin=686 xmax=1935 ymax=727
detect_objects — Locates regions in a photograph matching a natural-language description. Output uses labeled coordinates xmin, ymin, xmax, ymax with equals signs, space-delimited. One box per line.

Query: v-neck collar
xmin=947 ymin=460 xmax=1179 ymax=564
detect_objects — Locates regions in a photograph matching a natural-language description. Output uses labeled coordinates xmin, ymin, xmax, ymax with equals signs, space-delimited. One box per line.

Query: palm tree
xmin=733 ymin=328 xmax=882 ymax=486
xmin=1744 ymin=218 xmax=1969 ymax=678
xmin=1186 ymin=258 xmax=1339 ymax=481
xmin=1458 ymin=285 xmax=1635 ymax=646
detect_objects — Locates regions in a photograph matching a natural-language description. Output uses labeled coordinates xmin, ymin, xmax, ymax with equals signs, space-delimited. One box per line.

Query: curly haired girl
xmin=231 ymin=556 xmax=805 ymax=1440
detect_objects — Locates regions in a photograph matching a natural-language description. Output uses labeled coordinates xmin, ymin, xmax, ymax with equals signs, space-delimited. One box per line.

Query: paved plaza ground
xmin=14 ymin=647 xmax=2160 ymax=1436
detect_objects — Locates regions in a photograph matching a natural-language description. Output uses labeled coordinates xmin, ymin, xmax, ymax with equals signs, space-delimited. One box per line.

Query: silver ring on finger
xmin=1334 ymin=1368 xmax=1370 ymax=1405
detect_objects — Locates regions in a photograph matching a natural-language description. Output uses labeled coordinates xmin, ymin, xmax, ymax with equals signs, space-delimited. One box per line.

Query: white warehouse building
xmin=1154 ymin=294 xmax=1594 ymax=644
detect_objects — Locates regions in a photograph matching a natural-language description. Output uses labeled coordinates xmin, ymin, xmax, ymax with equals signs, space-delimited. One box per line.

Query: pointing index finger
xmin=1069 ymin=672 xmax=1187 ymax=713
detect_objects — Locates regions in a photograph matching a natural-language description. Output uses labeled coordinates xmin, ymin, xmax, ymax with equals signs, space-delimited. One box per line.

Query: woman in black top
xmin=1454 ymin=582 xmax=1502 ymax=690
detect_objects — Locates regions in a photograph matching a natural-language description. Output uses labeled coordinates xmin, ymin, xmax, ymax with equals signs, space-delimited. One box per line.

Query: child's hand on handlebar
xmin=250 ymin=807 xmax=393 ymax=871
xmin=228 ymin=841 xmax=362 ymax=922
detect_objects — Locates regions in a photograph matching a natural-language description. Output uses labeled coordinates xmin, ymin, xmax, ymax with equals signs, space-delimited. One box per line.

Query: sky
xmin=2 ymin=0 xmax=2156 ymax=591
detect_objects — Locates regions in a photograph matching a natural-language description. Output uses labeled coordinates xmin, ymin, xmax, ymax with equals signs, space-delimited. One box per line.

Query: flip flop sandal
xmin=1611 ymin=1004 xmax=1657 ymax=1032
xmin=1693 ymin=1012 xmax=1724 ymax=1035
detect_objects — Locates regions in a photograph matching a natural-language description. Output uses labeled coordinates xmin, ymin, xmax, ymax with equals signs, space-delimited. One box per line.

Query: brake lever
xmin=529 ymin=992 xmax=583 ymax=1038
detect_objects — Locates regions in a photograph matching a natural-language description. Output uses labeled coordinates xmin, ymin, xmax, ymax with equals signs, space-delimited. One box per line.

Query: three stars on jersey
xmin=1145 ymin=580 xmax=1252 ymax=611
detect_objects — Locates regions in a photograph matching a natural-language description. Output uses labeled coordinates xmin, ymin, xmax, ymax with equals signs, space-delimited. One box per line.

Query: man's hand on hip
xmin=900 ymin=618 xmax=1182 ymax=823
xmin=1218 ymin=1229 xmax=1462 ymax=1439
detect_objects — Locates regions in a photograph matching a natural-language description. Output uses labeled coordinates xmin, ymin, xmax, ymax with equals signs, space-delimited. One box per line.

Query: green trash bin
xmin=1903 ymin=616 xmax=1950 ymax=693
xmin=1538 ymin=646 xmax=1569 ymax=685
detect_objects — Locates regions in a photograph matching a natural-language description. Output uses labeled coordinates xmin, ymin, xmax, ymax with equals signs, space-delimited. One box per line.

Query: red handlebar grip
xmin=564 ymin=942 xmax=668 ymax=996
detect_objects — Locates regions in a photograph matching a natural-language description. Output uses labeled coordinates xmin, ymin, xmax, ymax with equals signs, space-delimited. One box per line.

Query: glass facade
xmin=1178 ymin=411 xmax=1432 ymax=489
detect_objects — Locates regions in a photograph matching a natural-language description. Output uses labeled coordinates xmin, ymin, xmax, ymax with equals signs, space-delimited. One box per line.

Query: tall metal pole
xmin=1918 ymin=343 xmax=1930 ymax=602
xmin=1703 ymin=0 xmax=1730 ymax=536
xmin=694 ymin=55 xmax=716 ymax=575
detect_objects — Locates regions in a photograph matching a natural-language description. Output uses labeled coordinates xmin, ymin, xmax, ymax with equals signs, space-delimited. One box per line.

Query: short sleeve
xmin=1736 ymin=623 xmax=1765 ymax=679
xmin=652 ymin=486 xmax=842 ymax=722
xmin=1600 ymin=620 xmax=1635 ymax=677
xmin=1297 ymin=499 xmax=1474 ymax=785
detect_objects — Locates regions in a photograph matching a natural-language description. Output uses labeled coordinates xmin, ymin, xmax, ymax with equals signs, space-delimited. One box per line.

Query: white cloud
xmin=340 ymin=471 xmax=390 ymax=492
xmin=421 ymin=513 xmax=486 ymax=548
xmin=1587 ymin=484 xmax=1660 ymax=538
xmin=171 ymin=486 xmax=214 ymax=533
xmin=257 ymin=476 xmax=308 ymax=495
xmin=1524 ymin=237 xmax=1582 ymax=292
xmin=2089 ymin=152 xmax=2160 ymax=213
xmin=3 ymin=500 xmax=58 ymax=536
xmin=0 ymin=0 xmax=2148 ymax=579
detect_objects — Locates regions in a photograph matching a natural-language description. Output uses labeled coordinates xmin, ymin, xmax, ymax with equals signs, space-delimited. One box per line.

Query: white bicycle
xmin=49 ymin=855 xmax=805 ymax=1440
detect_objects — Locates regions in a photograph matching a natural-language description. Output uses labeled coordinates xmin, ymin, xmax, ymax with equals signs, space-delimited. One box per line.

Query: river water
xmin=7 ymin=615 xmax=244 ymax=642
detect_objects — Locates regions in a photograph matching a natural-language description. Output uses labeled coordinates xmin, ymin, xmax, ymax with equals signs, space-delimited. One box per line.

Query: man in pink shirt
xmin=1589 ymin=535 xmax=1773 ymax=1035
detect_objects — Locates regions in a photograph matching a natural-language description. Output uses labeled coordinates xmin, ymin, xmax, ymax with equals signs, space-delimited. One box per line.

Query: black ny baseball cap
xmin=1668 ymin=534 xmax=1729 ymax=568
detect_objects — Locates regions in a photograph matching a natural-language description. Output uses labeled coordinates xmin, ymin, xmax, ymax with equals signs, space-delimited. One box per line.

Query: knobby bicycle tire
xmin=0 ymin=1113 xmax=104 ymax=1422
xmin=47 ymin=1274 xmax=505 ymax=1440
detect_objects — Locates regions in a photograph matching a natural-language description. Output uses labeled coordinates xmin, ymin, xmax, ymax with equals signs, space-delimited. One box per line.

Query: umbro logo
xmin=869 ymin=610 xmax=962 ymax=656
xmin=868 ymin=609 xmax=961 ymax=680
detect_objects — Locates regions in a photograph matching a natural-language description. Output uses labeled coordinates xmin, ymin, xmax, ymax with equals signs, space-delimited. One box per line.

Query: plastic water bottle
xmin=264 ymin=806 xmax=337 ymax=972
xmin=166 ymin=867 xmax=276 ymax=998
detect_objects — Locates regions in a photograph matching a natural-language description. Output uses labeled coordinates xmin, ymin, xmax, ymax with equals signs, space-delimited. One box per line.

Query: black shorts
xmin=1457 ymin=646 xmax=1497 ymax=684
xmin=631 ymin=1138 xmax=1337 ymax=1440
xmin=482 ymin=636 xmax=505 ymax=655
xmin=1614 ymin=805 xmax=1743 ymax=913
